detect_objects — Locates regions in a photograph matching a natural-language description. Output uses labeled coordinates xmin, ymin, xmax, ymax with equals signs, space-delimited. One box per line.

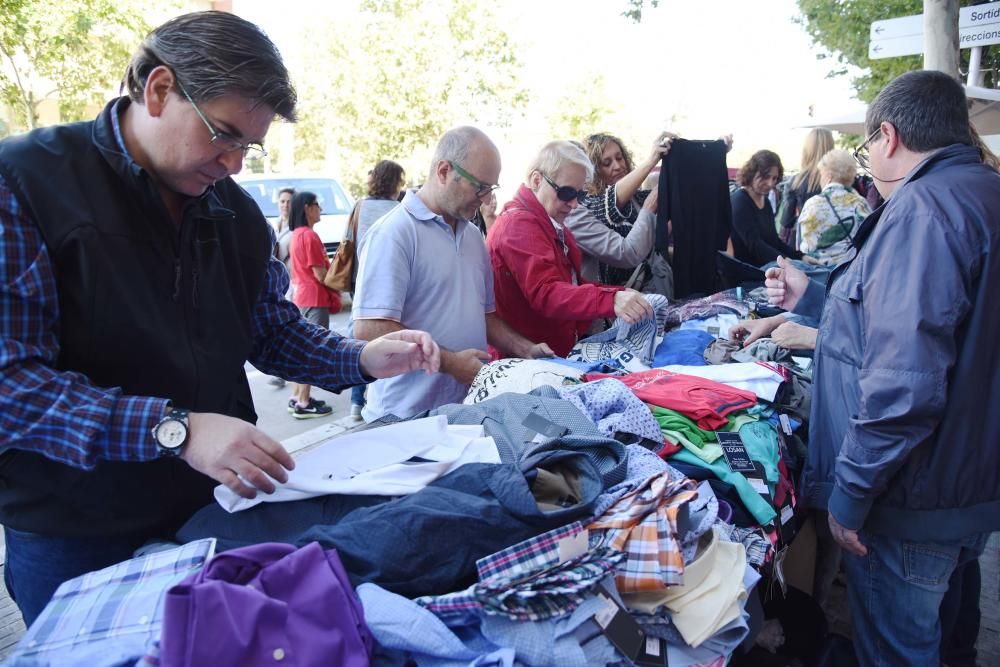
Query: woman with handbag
xmin=288 ymin=191 xmax=340 ymax=419
xmin=795 ymin=149 xmax=871 ymax=266
xmin=333 ymin=160 xmax=406 ymax=419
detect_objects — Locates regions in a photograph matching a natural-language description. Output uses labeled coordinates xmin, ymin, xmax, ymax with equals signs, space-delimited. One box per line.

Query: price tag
xmin=717 ymin=432 xmax=756 ymax=473
xmin=557 ymin=529 xmax=588 ymax=564
xmin=779 ymin=414 xmax=793 ymax=436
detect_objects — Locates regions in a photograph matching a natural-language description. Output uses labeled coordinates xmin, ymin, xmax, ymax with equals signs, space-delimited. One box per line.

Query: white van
xmin=236 ymin=174 xmax=354 ymax=255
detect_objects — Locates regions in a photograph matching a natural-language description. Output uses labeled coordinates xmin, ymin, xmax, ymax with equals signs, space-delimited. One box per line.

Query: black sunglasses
xmin=542 ymin=173 xmax=587 ymax=204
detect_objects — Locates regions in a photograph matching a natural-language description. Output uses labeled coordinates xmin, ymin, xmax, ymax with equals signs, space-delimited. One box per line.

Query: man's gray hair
xmin=865 ymin=70 xmax=971 ymax=153
xmin=430 ymin=126 xmax=487 ymax=171
xmin=525 ymin=141 xmax=594 ymax=182
xmin=123 ymin=11 xmax=296 ymax=122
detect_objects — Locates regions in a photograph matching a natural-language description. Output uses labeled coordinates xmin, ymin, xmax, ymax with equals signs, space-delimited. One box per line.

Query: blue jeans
xmin=347 ymin=317 xmax=365 ymax=407
xmin=3 ymin=526 xmax=148 ymax=627
xmin=842 ymin=529 xmax=988 ymax=667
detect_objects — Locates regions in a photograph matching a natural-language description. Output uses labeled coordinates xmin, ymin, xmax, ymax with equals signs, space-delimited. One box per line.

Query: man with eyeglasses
xmin=487 ymin=141 xmax=654 ymax=358
xmin=354 ymin=126 xmax=554 ymax=422
xmin=0 ymin=11 xmax=439 ymax=625
xmin=765 ymin=70 xmax=1000 ymax=666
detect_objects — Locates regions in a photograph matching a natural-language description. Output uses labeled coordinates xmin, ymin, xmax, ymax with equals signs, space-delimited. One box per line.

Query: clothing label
xmin=557 ymin=529 xmax=589 ymax=564
xmin=780 ymin=504 xmax=794 ymax=525
xmin=522 ymin=412 xmax=569 ymax=439
xmin=779 ymin=414 xmax=793 ymax=436
xmin=749 ymin=477 xmax=769 ymax=495
xmin=635 ymin=636 xmax=668 ymax=666
xmin=717 ymin=432 xmax=756 ymax=473
xmin=594 ymin=593 xmax=618 ymax=629
xmin=595 ymin=584 xmax=646 ymax=661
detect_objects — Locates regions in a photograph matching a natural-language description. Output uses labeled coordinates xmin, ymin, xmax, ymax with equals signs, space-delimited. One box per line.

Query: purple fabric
xmin=717 ymin=499 xmax=734 ymax=524
xmin=160 ymin=542 xmax=373 ymax=667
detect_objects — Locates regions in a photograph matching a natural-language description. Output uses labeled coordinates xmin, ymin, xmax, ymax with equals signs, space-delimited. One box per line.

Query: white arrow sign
xmin=870 ymin=4 xmax=1000 ymax=59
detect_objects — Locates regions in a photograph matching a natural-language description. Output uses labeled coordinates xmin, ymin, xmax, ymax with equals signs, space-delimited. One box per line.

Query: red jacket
xmin=488 ymin=185 xmax=623 ymax=357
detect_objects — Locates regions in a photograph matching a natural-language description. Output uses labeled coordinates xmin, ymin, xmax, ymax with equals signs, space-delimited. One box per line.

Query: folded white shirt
xmin=653 ymin=361 xmax=785 ymax=401
xmin=215 ymin=416 xmax=500 ymax=513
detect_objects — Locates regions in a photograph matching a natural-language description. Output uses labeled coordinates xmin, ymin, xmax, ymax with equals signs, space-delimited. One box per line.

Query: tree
xmin=622 ymin=0 xmax=659 ymax=23
xmin=796 ymin=0 xmax=997 ymax=103
xmin=292 ymin=0 xmax=528 ymax=195
xmin=0 ymin=0 xmax=152 ymax=132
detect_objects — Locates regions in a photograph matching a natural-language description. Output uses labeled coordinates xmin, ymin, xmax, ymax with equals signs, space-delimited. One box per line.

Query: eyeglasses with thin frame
xmin=175 ymin=81 xmax=268 ymax=159
xmin=541 ymin=173 xmax=587 ymax=204
xmin=853 ymin=128 xmax=881 ymax=171
xmin=449 ymin=161 xmax=499 ymax=198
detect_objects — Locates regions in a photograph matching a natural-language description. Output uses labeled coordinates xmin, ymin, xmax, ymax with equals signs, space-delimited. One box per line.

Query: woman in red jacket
xmin=488 ymin=141 xmax=653 ymax=358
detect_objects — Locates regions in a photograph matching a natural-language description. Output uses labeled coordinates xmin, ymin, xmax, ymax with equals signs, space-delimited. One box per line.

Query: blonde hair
xmin=817 ymin=149 xmax=857 ymax=186
xmin=525 ymin=141 xmax=594 ymax=183
xmin=791 ymin=128 xmax=835 ymax=192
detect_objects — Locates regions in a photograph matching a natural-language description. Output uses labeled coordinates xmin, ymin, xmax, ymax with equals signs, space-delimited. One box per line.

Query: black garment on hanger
xmin=658 ymin=139 xmax=732 ymax=298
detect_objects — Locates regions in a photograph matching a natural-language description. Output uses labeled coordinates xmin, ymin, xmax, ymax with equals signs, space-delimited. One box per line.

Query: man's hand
xmin=829 ymin=512 xmax=867 ymax=557
xmin=182 ymin=412 xmax=295 ymax=499
xmin=613 ymin=289 xmax=655 ymax=324
xmin=765 ymin=256 xmax=809 ymax=311
xmin=730 ymin=315 xmax=786 ymax=347
xmin=360 ymin=329 xmax=440 ymax=378
xmin=444 ymin=348 xmax=491 ymax=385
xmin=526 ymin=342 xmax=555 ymax=359
xmin=771 ymin=321 xmax=818 ymax=350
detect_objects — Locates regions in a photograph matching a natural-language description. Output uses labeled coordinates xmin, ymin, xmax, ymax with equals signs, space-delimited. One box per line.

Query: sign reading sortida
xmin=870 ymin=4 xmax=1000 ymax=59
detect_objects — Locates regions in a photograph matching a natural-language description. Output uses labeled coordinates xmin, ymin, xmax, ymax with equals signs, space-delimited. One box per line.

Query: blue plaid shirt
xmin=0 ymin=103 xmax=367 ymax=469
xmin=6 ymin=539 xmax=216 ymax=666
xmin=416 ymin=521 xmax=624 ymax=624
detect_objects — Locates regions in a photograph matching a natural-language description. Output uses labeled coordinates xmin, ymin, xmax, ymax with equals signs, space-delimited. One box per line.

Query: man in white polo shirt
xmin=354 ymin=126 xmax=553 ymax=421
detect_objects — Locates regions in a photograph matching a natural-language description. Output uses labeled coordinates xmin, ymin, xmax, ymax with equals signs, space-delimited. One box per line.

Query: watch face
xmin=157 ymin=420 xmax=187 ymax=449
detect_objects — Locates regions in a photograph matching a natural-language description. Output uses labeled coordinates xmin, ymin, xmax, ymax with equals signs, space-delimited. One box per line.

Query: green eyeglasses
xmin=176 ymin=81 xmax=268 ymax=159
xmin=449 ymin=161 xmax=499 ymax=198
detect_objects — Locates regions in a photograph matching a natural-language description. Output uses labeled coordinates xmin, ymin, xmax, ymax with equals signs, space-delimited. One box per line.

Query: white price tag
xmin=594 ymin=594 xmax=617 ymax=629
xmin=645 ymin=636 xmax=661 ymax=656
xmin=749 ymin=477 xmax=769 ymax=494
xmin=780 ymin=504 xmax=794 ymax=525
xmin=557 ymin=529 xmax=589 ymax=564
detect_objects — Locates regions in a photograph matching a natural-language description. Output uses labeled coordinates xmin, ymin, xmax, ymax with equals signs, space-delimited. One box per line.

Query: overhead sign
xmin=870 ymin=4 xmax=1000 ymax=59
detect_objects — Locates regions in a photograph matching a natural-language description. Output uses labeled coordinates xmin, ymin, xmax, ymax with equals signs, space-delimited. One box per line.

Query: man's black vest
xmin=0 ymin=99 xmax=273 ymax=538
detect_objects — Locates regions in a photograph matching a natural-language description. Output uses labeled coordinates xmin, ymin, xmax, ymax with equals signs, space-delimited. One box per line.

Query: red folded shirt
xmin=584 ymin=369 xmax=757 ymax=430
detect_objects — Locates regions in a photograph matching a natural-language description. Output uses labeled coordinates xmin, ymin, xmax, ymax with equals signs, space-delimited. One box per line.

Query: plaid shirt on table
xmin=587 ymin=472 xmax=697 ymax=592
xmin=0 ymin=103 xmax=366 ymax=467
xmin=416 ymin=521 xmax=624 ymax=624
xmin=6 ymin=539 xmax=216 ymax=665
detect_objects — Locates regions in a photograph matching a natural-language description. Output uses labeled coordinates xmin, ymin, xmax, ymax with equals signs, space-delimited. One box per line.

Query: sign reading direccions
xmin=870 ymin=4 xmax=1000 ymax=59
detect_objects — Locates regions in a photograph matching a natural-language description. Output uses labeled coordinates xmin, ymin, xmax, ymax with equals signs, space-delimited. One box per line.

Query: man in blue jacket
xmin=766 ymin=70 xmax=1000 ymax=666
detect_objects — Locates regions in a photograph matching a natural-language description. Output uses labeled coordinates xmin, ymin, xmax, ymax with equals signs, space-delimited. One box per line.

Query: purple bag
xmin=160 ymin=542 xmax=373 ymax=667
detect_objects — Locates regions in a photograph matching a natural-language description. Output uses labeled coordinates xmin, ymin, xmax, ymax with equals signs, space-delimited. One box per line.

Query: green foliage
xmin=0 ymin=0 xmax=151 ymax=131
xmin=293 ymin=0 xmax=527 ymax=196
xmin=796 ymin=0 xmax=1000 ymax=102
xmin=547 ymin=75 xmax=614 ymax=141
xmin=622 ymin=0 xmax=659 ymax=23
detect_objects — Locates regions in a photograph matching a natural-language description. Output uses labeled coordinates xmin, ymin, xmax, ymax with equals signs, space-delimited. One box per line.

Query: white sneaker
xmin=350 ymin=404 xmax=363 ymax=419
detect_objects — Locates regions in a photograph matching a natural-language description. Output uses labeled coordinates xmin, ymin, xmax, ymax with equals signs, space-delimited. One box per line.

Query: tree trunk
xmin=924 ymin=0 xmax=961 ymax=79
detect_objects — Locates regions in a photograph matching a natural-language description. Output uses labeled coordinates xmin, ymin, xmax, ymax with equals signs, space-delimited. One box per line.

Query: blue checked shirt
xmin=6 ymin=539 xmax=216 ymax=666
xmin=416 ymin=521 xmax=625 ymax=624
xmin=0 ymin=104 xmax=367 ymax=469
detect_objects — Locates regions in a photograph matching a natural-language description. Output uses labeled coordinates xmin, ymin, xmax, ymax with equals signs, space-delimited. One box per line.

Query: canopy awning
xmin=801 ymin=84 xmax=1000 ymax=136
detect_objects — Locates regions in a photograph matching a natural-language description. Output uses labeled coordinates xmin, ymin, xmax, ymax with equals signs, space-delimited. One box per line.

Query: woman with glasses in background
xmin=287 ymin=191 xmax=339 ymax=418
xmin=487 ymin=141 xmax=653 ymax=358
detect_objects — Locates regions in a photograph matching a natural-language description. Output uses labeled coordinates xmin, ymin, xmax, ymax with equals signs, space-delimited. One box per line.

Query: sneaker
xmin=267 ymin=376 xmax=286 ymax=387
xmin=288 ymin=397 xmax=327 ymax=413
xmin=291 ymin=398 xmax=333 ymax=419
xmin=350 ymin=404 xmax=363 ymax=418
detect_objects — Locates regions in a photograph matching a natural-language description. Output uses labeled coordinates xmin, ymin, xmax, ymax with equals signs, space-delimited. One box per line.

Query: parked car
xmin=235 ymin=174 xmax=354 ymax=255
